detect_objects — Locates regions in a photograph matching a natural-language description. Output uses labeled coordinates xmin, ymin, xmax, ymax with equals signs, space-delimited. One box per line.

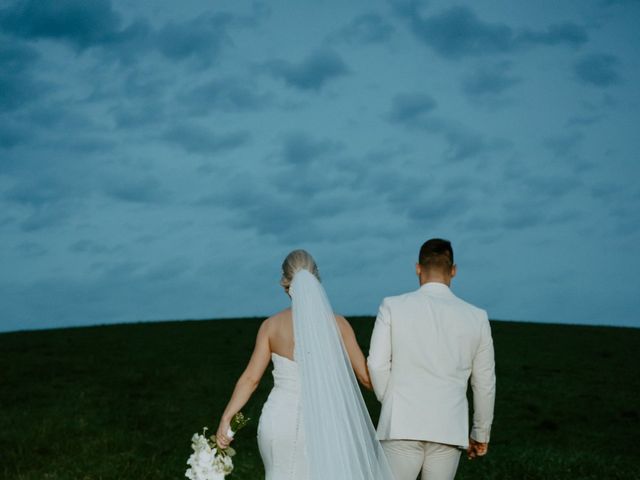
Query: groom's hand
xmin=467 ymin=438 xmax=488 ymax=460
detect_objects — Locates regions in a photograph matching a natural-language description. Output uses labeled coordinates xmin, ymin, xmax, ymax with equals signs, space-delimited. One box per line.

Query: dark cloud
xmin=501 ymin=204 xmax=547 ymax=230
xmin=0 ymin=0 xmax=122 ymax=50
xmin=461 ymin=61 xmax=521 ymax=102
xmin=543 ymin=132 xmax=583 ymax=158
xmin=573 ymin=53 xmax=621 ymax=87
xmin=16 ymin=241 xmax=47 ymax=257
xmin=331 ymin=13 xmax=395 ymax=44
xmin=0 ymin=121 xmax=29 ymax=148
xmin=105 ymin=69 xmax=171 ymax=127
xmin=404 ymin=193 xmax=471 ymax=224
xmin=517 ymin=22 xmax=588 ymax=47
xmin=69 ymin=239 xmax=122 ymax=255
xmin=280 ymin=132 xmax=344 ymax=165
xmin=566 ymin=114 xmax=604 ymax=127
xmin=0 ymin=37 xmax=49 ymax=112
xmin=18 ymin=204 xmax=76 ymax=232
xmin=362 ymin=163 xmax=474 ymax=226
xmin=600 ymin=0 xmax=640 ymax=6
xmin=387 ymin=92 xmax=437 ymax=123
xmin=112 ymin=102 xmax=166 ymax=129
xmin=102 ymin=175 xmax=169 ymax=204
xmin=0 ymin=1 xmax=265 ymax=66
xmin=263 ymin=50 xmax=349 ymax=91
xmin=178 ymin=77 xmax=271 ymax=115
xmin=435 ymin=122 xmax=499 ymax=162
xmin=155 ymin=12 xmax=234 ymax=66
xmin=200 ymin=182 xmax=336 ymax=241
xmin=1 ymin=158 xmax=97 ymax=231
xmin=2 ymin=172 xmax=80 ymax=208
xmin=524 ymin=175 xmax=582 ymax=197
xmin=498 ymin=192 xmax=582 ymax=231
xmin=162 ymin=123 xmax=250 ymax=154
xmin=386 ymin=93 xmax=507 ymax=161
xmin=0 ymin=255 xmax=206 ymax=331
xmin=395 ymin=5 xmax=588 ymax=59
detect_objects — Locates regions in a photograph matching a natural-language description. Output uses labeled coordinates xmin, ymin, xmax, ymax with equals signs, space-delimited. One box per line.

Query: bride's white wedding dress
xmin=257 ymin=352 xmax=309 ymax=480
xmin=256 ymin=270 xmax=394 ymax=480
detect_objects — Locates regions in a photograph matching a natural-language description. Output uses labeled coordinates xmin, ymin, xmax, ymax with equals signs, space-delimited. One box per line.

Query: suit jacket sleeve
xmin=367 ymin=299 xmax=392 ymax=402
xmin=470 ymin=313 xmax=496 ymax=443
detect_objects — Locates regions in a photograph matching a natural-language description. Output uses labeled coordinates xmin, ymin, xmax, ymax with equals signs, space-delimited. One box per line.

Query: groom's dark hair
xmin=419 ymin=238 xmax=454 ymax=271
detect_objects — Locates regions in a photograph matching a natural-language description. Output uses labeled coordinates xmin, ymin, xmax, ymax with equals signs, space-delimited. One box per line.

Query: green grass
xmin=0 ymin=318 xmax=638 ymax=479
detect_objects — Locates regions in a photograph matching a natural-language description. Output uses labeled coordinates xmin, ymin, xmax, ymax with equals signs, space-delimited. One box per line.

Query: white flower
xmin=185 ymin=431 xmax=234 ymax=480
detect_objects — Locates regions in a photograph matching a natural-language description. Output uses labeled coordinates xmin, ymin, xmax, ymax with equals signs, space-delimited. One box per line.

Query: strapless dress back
xmin=257 ymin=353 xmax=309 ymax=480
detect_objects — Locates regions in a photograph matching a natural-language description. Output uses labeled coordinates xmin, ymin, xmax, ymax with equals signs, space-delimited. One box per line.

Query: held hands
xmin=215 ymin=417 xmax=233 ymax=449
xmin=467 ymin=437 xmax=489 ymax=460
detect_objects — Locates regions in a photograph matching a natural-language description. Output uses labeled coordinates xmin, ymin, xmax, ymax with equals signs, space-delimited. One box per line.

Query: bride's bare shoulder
xmin=263 ymin=308 xmax=292 ymax=327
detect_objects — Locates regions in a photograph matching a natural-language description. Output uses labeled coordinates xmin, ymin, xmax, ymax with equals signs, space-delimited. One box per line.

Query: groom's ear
xmin=451 ymin=264 xmax=457 ymax=278
xmin=416 ymin=263 xmax=422 ymax=277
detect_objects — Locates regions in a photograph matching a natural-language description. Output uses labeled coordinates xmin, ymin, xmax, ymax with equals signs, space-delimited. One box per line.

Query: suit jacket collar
xmin=419 ymin=282 xmax=454 ymax=296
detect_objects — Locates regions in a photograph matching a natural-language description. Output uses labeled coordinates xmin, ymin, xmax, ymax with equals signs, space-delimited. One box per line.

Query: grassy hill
xmin=1 ymin=318 xmax=638 ymax=479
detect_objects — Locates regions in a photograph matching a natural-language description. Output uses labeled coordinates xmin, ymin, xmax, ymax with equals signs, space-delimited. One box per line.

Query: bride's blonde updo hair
xmin=280 ymin=249 xmax=320 ymax=289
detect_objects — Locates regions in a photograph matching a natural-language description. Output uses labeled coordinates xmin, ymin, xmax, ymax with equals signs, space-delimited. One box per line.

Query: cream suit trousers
xmin=382 ymin=440 xmax=462 ymax=480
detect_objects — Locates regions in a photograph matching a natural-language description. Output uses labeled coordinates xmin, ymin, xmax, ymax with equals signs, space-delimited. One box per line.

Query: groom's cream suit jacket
xmin=368 ymin=282 xmax=496 ymax=448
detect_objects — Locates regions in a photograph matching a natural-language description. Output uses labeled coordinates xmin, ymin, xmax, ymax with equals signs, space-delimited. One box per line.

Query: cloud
xmin=0 ymin=1 xmax=265 ymax=66
xmin=102 ymin=175 xmax=170 ymax=204
xmin=361 ymin=162 xmax=474 ymax=226
xmin=263 ymin=50 xmax=349 ymax=91
xmin=517 ymin=22 xmax=588 ymax=47
xmin=111 ymin=102 xmax=166 ymax=129
xmin=386 ymin=93 xmax=506 ymax=161
xmin=198 ymin=181 xmax=334 ymax=241
xmin=162 ymin=123 xmax=250 ymax=154
xmin=3 ymin=178 xmax=66 ymax=208
xmin=178 ymin=77 xmax=271 ymax=115
xmin=69 ymin=239 xmax=121 ymax=255
xmin=280 ymin=132 xmax=344 ymax=165
xmin=0 ymin=256 xmax=204 ymax=331
xmin=600 ymin=0 xmax=640 ymax=6
xmin=154 ymin=12 xmax=234 ymax=66
xmin=0 ymin=0 xmax=122 ymax=50
xmin=395 ymin=5 xmax=588 ymax=59
xmin=331 ymin=13 xmax=395 ymax=44
xmin=0 ymin=36 xmax=49 ymax=112
xmin=1 ymin=156 xmax=99 ymax=231
xmin=17 ymin=203 xmax=76 ymax=232
xmin=435 ymin=122 xmax=500 ymax=162
xmin=16 ymin=241 xmax=47 ymax=257
xmin=387 ymin=92 xmax=437 ymax=123
xmin=573 ymin=53 xmax=621 ymax=87
xmin=461 ymin=61 xmax=521 ymax=102
xmin=0 ymin=122 xmax=29 ymax=148
xmin=404 ymin=193 xmax=472 ymax=224
xmin=543 ymin=132 xmax=583 ymax=158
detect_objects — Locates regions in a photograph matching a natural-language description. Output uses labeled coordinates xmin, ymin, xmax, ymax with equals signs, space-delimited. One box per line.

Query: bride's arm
xmin=216 ymin=319 xmax=271 ymax=448
xmin=336 ymin=315 xmax=373 ymax=390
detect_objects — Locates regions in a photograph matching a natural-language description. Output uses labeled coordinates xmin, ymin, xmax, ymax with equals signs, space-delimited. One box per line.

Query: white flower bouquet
xmin=185 ymin=412 xmax=250 ymax=480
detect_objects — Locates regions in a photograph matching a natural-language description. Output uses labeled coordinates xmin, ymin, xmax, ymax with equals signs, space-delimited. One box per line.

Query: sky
xmin=1 ymin=0 xmax=639 ymax=333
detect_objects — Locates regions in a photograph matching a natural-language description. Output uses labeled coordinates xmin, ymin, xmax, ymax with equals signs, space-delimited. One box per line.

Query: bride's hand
xmin=216 ymin=417 xmax=233 ymax=449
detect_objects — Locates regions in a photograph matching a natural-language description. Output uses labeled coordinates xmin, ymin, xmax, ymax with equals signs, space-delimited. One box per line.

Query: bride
xmin=215 ymin=250 xmax=394 ymax=479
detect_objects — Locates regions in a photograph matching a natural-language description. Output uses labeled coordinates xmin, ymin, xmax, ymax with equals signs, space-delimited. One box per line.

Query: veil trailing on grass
xmin=290 ymin=269 xmax=395 ymax=480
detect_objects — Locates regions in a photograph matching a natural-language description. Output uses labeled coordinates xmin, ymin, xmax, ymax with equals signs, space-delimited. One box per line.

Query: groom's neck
xmin=419 ymin=274 xmax=451 ymax=287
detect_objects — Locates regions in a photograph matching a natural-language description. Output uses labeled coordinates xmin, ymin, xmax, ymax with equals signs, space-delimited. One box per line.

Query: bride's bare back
xmin=266 ymin=308 xmax=296 ymax=361
xmin=266 ymin=308 xmax=370 ymax=385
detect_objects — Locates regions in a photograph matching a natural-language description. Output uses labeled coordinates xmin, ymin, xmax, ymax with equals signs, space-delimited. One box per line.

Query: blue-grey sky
xmin=1 ymin=0 xmax=639 ymax=332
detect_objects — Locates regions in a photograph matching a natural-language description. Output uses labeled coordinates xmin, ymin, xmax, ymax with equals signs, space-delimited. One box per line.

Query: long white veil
xmin=290 ymin=269 xmax=394 ymax=480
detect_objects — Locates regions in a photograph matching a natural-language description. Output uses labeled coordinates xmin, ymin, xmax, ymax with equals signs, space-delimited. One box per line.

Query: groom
xmin=368 ymin=238 xmax=496 ymax=480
